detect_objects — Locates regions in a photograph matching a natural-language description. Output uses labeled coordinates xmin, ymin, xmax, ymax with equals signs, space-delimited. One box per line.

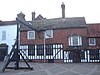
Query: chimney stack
xmin=61 ymin=2 xmax=65 ymax=18
xmin=32 ymin=11 xmax=36 ymax=21
xmin=17 ymin=11 xmax=26 ymax=21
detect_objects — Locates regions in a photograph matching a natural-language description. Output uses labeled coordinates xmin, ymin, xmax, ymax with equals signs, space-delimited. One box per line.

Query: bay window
xmin=68 ymin=35 xmax=82 ymax=46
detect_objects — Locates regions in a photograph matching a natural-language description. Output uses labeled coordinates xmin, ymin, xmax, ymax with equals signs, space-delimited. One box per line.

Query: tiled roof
xmin=32 ymin=17 xmax=87 ymax=30
xmin=0 ymin=17 xmax=87 ymax=31
xmin=87 ymin=23 xmax=100 ymax=37
xmin=17 ymin=17 xmax=87 ymax=31
xmin=0 ymin=20 xmax=16 ymax=26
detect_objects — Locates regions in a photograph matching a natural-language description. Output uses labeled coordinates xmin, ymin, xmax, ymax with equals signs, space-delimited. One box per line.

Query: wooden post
xmin=15 ymin=19 xmax=20 ymax=69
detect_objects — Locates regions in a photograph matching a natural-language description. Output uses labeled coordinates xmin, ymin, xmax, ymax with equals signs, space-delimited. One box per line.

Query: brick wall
xmin=20 ymin=27 xmax=87 ymax=49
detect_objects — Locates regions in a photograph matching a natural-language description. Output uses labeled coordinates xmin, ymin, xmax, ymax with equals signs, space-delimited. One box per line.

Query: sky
xmin=0 ymin=0 xmax=100 ymax=23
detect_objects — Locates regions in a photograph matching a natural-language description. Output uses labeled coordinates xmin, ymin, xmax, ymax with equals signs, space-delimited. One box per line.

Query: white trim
xmin=68 ymin=36 xmax=82 ymax=46
xmin=27 ymin=31 xmax=35 ymax=39
xmin=45 ymin=30 xmax=53 ymax=39
xmin=89 ymin=38 xmax=96 ymax=46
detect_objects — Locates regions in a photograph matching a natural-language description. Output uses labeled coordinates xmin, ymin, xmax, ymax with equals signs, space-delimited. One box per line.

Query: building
xmin=0 ymin=3 xmax=99 ymax=63
xmin=19 ymin=3 xmax=100 ymax=63
xmin=0 ymin=20 xmax=17 ymax=61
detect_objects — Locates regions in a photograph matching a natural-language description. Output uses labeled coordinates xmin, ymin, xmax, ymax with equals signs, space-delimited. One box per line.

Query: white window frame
xmin=27 ymin=31 xmax=35 ymax=39
xmin=89 ymin=38 xmax=96 ymax=46
xmin=68 ymin=36 xmax=82 ymax=46
xmin=45 ymin=30 xmax=53 ymax=39
xmin=2 ymin=31 xmax=6 ymax=40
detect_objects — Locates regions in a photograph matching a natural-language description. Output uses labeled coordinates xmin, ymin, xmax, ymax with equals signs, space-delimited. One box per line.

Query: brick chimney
xmin=32 ymin=11 xmax=36 ymax=21
xmin=17 ymin=11 xmax=26 ymax=21
xmin=61 ymin=2 xmax=65 ymax=18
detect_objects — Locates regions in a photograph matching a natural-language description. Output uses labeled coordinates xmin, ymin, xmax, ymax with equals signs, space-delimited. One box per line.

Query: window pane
xmin=73 ymin=36 xmax=78 ymax=45
xmin=90 ymin=50 xmax=99 ymax=60
xmin=37 ymin=45 xmax=44 ymax=55
xmin=28 ymin=45 xmax=35 ymax=55
xmin=80 ymin=51 xmax=85 ymax=59
xmin=2 ymin=31 xmax=6 ymax=40
xmin=45 ymin=45 xmax=53 ymax=55
xmin=45 ymin=30 xmax=53 ymax=38
xmin=89 ymin=38 xmax=96 ymax=46
xmin=69 ymin=36 xmax=82 ymax=46
xmin=28 ymin=31 xmax=35 ymax=39
xmin=69 ymin=51 xmax=74 ymax=59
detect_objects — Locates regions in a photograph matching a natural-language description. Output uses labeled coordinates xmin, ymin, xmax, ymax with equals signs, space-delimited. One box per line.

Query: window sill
xmin=69 ymin=45 xmax=82 ymax=47
xmin=28 ymin=39 xmax=35 ymax=40
xmin=89 ymin=45 xmax=96 ymax=46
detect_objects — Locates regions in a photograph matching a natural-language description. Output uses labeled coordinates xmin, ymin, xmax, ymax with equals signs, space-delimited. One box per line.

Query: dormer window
xmin=68 ymin=34 xmax=82 ymax=46
xmin=45 ymin=30 xmax=53 ymax=39
xmin=27 ymin=31 xmax=35 ymax=39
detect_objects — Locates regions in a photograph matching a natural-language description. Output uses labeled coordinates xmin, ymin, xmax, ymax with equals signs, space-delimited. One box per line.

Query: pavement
xmin=0 ymin=62 xmax=100 ymax=75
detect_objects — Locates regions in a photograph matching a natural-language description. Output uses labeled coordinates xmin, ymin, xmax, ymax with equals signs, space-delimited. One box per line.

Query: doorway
xmin=0 ymin=44 xmax=8 ymax=61
xmin=73 ymin=50 xmax=81 ymax=63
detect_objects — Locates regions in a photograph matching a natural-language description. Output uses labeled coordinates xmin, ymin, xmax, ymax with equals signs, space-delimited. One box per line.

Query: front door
xmin=73 ymin=50 xmax=81 ymax=63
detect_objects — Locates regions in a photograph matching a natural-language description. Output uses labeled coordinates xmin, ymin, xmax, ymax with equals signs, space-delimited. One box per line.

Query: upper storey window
xmin=89 ymin=38 xmax=96 ymax=46
xmin=45 ymin=30 xmax=53 ymax=39
xmin=2 ymin=31 xmax=6 ymax=40
xmin=68 ymin=34 xmax=82 ymax=46
xmin=27 ymin=31 xmax=35 ymax=39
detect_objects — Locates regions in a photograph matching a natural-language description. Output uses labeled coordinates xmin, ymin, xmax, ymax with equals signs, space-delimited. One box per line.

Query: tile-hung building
xmin=19 ymin=3 xmax=100 ymax=63
xmin=0 ymin=20 xmax=17 ymax=61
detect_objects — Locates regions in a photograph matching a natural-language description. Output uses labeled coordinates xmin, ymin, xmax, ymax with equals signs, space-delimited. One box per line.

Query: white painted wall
xmin=0 ymin=25 xmax=17 ymax=54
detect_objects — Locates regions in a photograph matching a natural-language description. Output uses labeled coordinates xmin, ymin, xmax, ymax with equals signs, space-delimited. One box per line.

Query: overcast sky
xmin=0 ymin=0 xmax=100 ymax=23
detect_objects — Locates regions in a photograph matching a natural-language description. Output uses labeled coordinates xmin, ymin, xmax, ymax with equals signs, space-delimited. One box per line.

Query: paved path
xmin=0 ymin=62 xmax=100 ymax=75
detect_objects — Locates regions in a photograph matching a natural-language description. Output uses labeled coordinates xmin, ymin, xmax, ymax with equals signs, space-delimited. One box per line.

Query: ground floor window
xmin=37 ymin=44 xmax=53 ymax=55
xmin=45 ymin=44 xmax=53 ymax=55
xmin=80 ymin=50 xmax=85 ymax=59
xmin=28 ymin=45 xmax=35 ymax=55
xmin=89 ymin=50 xmax=99 ymax=60
xmin=37 ymin=45 xmax=44 ymax=55
xmin=20 ymin=44 xmax=63 ymax=57
xmin=69 ymin=51 xmax=74 ymax=59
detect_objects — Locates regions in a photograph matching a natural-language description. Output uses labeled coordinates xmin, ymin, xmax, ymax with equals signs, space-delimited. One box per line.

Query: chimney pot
xmin=32 ymin=11 xmax=36 ymax=21
xmin=61 ymin=2 xmax=65 ymax=18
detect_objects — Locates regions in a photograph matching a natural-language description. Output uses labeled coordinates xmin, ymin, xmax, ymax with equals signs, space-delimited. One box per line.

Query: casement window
xmin=80 ymin=50 xmax=85 ymax=59
xmin=68 ymin=36 xmax=82 ymax=46
xmin=37 ymin=44 xmax=53 ymax=55
xmin=89 ymin=38 xmax=96 ymax=46
xmin=45 ymin=30 xmax=53 ymax=39
xmin=45 ymin=44 xmax=53 ymax=55
xmin=37 ymin=45 xmax=44 ymax=55
xmin=28 ymin=45 xmax=35 ymax=55
xmin=27 ymin=31 xmax=35 ymax=39
xmin=90 ymin=50 xmax=99 ymax=60
xmin=2 ymin=31 xmax=6 ymax=40
xmin=69 ymin=51 xmax=74 ymax=59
